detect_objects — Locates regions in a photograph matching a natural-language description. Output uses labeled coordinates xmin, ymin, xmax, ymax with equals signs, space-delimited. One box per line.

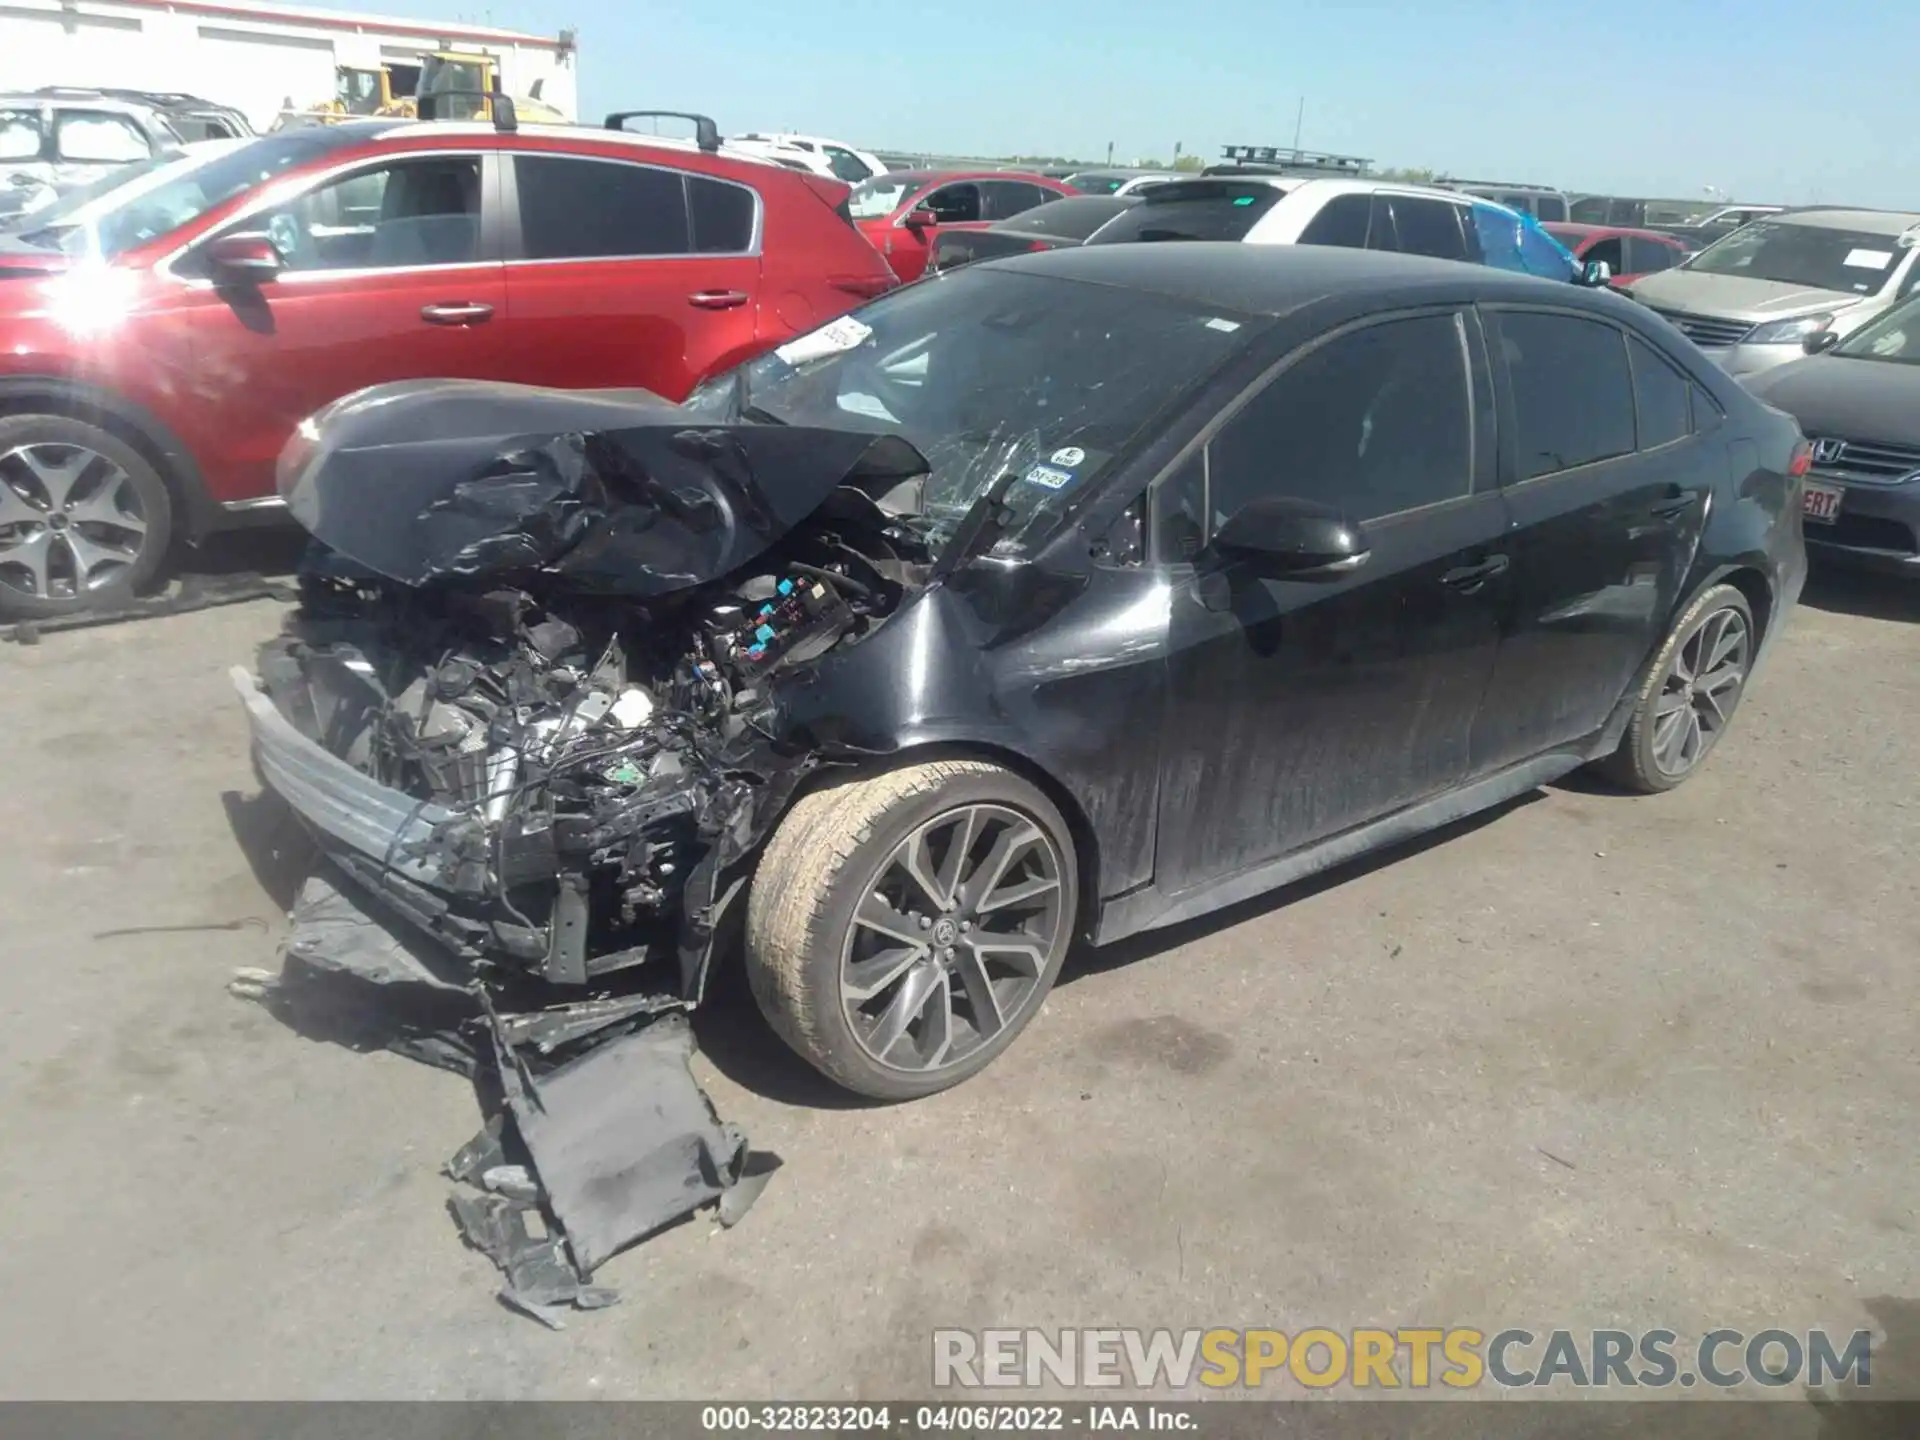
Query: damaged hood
xmin=277 ymin=379 xmax=932 ymax=596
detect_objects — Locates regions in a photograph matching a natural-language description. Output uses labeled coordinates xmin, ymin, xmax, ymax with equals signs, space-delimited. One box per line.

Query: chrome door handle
xmin=688 ymin=290 xmax=750 ymax=310
xmin=420 ymin=302 xmax=494 ymax=325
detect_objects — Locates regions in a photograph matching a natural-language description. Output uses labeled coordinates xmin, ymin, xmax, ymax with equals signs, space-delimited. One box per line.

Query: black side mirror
xmin=1803 ymin=328 xmax=1841 ymax=355
xmin=1212 ymin=496 xmax=1369 ymax=578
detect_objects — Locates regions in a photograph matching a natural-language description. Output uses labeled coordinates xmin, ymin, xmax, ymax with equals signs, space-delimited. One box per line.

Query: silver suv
xmin=0 ymin=93 xmax=184 ymax=224
xmin=1626 ymin=208 xmax=1920 ymax=378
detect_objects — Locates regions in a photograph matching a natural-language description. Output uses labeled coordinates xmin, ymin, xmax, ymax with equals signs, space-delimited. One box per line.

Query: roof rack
xmin=1216 ymin=144 xmax=1372 ymax=176
xmin=606 ymin=110 xmax=720 ymax=153
xmin=416 ymin=89 xmax=517 ymax=131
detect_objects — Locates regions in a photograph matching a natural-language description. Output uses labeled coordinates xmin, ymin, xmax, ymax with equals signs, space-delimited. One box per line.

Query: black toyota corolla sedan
xmin=238 ymin=244 xmax=1808 ymax=1101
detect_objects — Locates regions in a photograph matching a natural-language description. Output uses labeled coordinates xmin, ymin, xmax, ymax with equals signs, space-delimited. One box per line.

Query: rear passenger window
xmin=1085 ymin=182 xmax=1282 ymax=244
xmin=1628 ymin=238 xmax=1677 ymax=274
xmin=979 ymin=180 xmax=1045 ymax=222
xmin=1209 ymin=313 xmax=1472 ymax=525
xmin=1297 ymin=193 xmax=1371 ymax=249
xmin=516 ymin=156 xmax=690 ymax=258
xmin=1389 ymin=197 xmax=1469 ymax=261
xmin=689 ymin=175 xmax=755 ymax=253
xmin=1496 ymin=312 xmax=1635 ymax=480
xmin=1628 ymin=336 xmax=1692 ymax=449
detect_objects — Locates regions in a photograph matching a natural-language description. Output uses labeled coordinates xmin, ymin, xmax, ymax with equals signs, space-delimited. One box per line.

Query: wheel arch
xmin=0 ymin=377 xmax=220 ymax=539
xmin=1706 ymin=562 xmax=1774 ymax=645
xmin=1594 ymin=560 xmax=1776 ymax=760
xmin=782 ymin=739 xmax=1107 ymax=942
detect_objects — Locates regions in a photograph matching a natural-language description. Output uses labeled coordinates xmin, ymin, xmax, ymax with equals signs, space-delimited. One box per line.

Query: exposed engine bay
xmin=231 ymin=383 xmax=957 ymax=1325
xmin=258 ymin=498 xmax=928 ymax=995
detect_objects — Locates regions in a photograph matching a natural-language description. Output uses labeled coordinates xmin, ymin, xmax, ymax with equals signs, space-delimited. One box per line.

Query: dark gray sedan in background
xmin=1747 ymin=294 xmax=1920 ymax=575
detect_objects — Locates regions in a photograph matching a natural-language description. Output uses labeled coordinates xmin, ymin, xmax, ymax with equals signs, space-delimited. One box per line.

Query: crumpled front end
xmin=232 ymin=380 xmax=936 ymax=1321
xmin=244 ymin=379 xmax=935 ymax=1000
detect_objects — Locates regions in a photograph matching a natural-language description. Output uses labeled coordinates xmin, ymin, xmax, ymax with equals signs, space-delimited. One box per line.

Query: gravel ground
xmin=0 ymin=561 xmax=1914 ymax=1402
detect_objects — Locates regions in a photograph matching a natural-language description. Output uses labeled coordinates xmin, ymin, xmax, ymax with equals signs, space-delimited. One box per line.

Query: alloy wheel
xmin=0 ymin=442 xmax=150 ymax=602
xmin=1652 ymin=603 xmax=1750 ymax=778
xmin=840 ymin=803 xmax=1066 ymax=1074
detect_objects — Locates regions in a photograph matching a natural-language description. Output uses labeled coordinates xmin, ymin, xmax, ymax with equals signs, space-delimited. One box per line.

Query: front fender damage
xmin=233 ymin=382 xmax=937 ymax=1324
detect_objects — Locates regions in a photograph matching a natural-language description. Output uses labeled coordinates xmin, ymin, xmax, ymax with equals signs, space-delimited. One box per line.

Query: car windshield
xmin=1834 ymin=294 xmax=1920 ymax=364
xmin=13 ymin=130 xmax=357 ymax=259
xmin=848 ymin=175 xmax=922 ymax=219
xmin=1682 ymin=221 xmax=1909 ymax=295
xmin=685 ymin=268 xmax=1261 ymax=553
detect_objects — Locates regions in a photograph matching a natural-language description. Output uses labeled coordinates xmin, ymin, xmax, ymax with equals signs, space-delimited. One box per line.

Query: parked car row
xmin=0 ymin=92 xmax=1905 ymax=621
xmin=0 ymin=108 xmax=895 ymax=618
xmin=926 ymin=173 xmax=1610 ymax=288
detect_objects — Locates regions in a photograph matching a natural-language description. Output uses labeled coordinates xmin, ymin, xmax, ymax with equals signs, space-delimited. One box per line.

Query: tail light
xmin=1027 ymin=239 xmax=1054 ymax=253
xmin=1788 ymin=440 xmax=1813 ymax=478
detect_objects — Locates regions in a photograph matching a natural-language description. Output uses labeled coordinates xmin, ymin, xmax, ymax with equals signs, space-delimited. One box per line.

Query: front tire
xmin=745 ymin=759 xmax=1079 ymax=1101
xmin=0 ymin=414 xmax=173 ymax=621
xmin=1597 ymin=582 xmax=1756 ymax=793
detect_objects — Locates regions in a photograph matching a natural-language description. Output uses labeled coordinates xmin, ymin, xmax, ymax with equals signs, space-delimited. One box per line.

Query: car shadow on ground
xmin=1805 ymin=1294 xmax=1920 ymax=1435
xmin=183 ymin=525 xmax=311 ymax=583
xmin=221 ymin=786 xmax=319 ymax=914
xmin=1800 ymin=565 xmax=1920 ymax=624
xmin=697 ymin=791 xmax=1554 ymax=1107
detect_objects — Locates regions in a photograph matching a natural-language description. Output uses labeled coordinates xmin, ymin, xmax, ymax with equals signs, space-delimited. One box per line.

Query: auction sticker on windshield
xmin=775 ymin=316 xmax=873 ymax=368
xmin=1803 ymin=480 xmax=1844 ymax=524
xmin=1024 ymin=464 xmax=1076 ymax=491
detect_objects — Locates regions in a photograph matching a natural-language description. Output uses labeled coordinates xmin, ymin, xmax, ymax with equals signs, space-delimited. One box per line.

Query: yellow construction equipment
xmin=274 ymin=51 xmax=565 ymax=131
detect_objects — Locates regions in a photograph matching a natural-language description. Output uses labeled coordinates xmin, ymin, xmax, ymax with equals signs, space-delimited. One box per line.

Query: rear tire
xmin=745 ymin=760 xmax=1079 ymax=1101
xmin=1597 ymin=582 xmax=1755 ymax=793
xmin=0 ymin=413 xmax=173 ymax=621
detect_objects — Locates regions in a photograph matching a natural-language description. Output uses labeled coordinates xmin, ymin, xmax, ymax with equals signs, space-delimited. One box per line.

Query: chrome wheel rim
xmin=840 ymin=803 xmax=1065 ymax=1075
xmin=0 ymin=442 xmax=149 ymax=601
xmin=1653 ymin=604 xmax=1750 ymax=777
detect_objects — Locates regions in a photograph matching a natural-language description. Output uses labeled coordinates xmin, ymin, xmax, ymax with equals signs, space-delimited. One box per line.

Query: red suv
xmin=848 ymin=169 xmax=1074 ymax=282
xmin=0 ymin=112 xmax=896 ymax=618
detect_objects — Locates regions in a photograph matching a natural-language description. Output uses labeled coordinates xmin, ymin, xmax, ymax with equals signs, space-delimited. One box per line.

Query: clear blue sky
xmin=343 ymin=0 xmax=1916 ymax=207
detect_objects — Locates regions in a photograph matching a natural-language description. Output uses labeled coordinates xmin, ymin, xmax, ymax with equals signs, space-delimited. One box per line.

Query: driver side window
xmin=1205 ymin=313 xmax=1474 ymax=529
xmin=922 ymin=183 xmax=981 ymax=225
xmin=236 ymin=156 xmax=482 ymax=272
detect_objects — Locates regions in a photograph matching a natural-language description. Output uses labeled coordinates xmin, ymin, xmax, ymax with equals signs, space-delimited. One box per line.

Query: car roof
xmin=978 ymin=241 xmax=1600 ymax=316
xmin=1772 ymin=207 xmax=1920 ymax=233
xmin=346 ymin=120 xmax=818 ymax=175
xmin=0 ymin=92 xmax=154 ymax=115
